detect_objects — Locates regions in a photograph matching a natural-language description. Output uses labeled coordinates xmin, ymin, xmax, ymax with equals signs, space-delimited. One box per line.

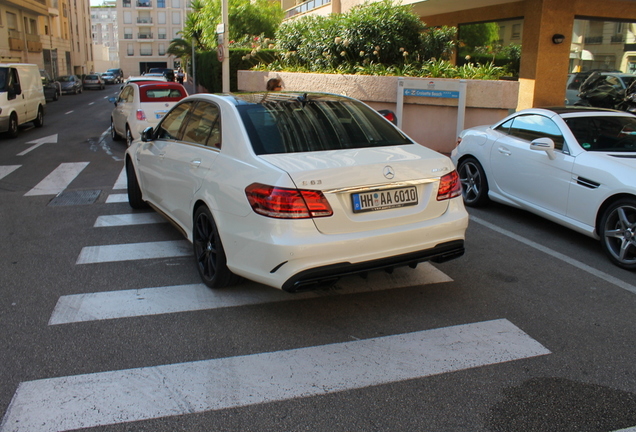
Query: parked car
xmin=125 ymin=92 xmax=468 ymax=291
xmin=0 ymin=63 xmax=46 ymax=138
xmin=110 ymin=81 xmax=188 ymax=146
xmin=57 ymin=75 xmax=83 ymax=94
xmin=566 ymin=71 xmax=636 ymax=105
xmin=147 ymin=67 xmax=175 ymax=82
xmin=83 ymin=73 xmax=105 ymax=90
xmin=39 ymin=69 xmax=60 ymax=101
xmin=451 ymin=106 xmax=636 ymax=269
xmin=100 ymin=72 xmax=117 ymax=84
xmin=107 ymin=68 xmax=124 ymax=83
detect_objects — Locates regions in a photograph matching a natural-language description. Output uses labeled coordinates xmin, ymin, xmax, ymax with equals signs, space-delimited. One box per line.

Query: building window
xmin=157 ymin=0 xmax=165 ymax=7
xmin=124 ymin=28 xmax=133 ymax=39
xmin=171 ymin=0 xmax=180 ymax=7
xmin=158 ymin=43 xmax=165 ymax=55
xmin=127 ymin=43 xmax=134 ymax=55
xmin=123 ymin=11 xmax=132 ymax=24
xmin=140 ymin=43 xmax=152 ymax=56
xmin=511 ymin=24 xmax=521 ymax=40
xmin=171 ymin=11 xmax=180 ymax=25
xmin=157 ymin=11 xmax=166 ymax=24
xmin=7 ymin=12 xmax=18 ymax=30
xmin=158 ymin=28 xmax=167 ymax=39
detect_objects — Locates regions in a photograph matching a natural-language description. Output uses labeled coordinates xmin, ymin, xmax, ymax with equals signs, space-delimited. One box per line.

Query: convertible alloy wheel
xmin=600 ymin=199 xmax=636 ymax=269
xmin=193 ymin=206 xmax=240 ymax=289
xmin=457 ymin=157 xmax=489 ymax=207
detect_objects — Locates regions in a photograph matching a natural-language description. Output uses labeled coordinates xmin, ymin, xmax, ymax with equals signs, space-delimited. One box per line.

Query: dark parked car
xmin=147 ymin=67 xmax=174 ymax=82
xmin=40 ymin=69 xmax=60 ymax=101
xmin=57 ymin=75 xmax=83 ymax=94
xmin=100 ymin=72 xmax=117 ymax=84
xmin=107 ymin=68 xmax=124 ymax=83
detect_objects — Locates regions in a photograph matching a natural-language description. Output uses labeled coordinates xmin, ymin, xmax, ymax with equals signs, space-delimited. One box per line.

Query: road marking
xmin=65 ymin=111 xmax=73 ymax=115
xmin=93 ymin=212 xmax=166 ymax=227
xmin=471 ymin=215 xmax=636 ymax=295
xmin=0 ymin=165 xmax=20 ymax=180
xmin=113 ymin=166 xmax=126 ymax=190
xmin=49 ymin=263 xmax=452 ymax=325
xmin=23 ymin=162 xmax=89 ymax=196
xmin=106 ymin=193 xmax=127 ymax=203
xmin=17 ymin=134 xmax=58 ymax=156
xmin=76 ymin=240 xmax=191 ymax=264
xmin=89 ymin=102 xmax=94 ymax=105
xmin=0 ymin=319 xmax=550 ymax=432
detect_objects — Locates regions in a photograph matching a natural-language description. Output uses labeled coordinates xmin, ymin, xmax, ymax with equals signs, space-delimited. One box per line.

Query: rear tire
xmin=33 ymin=106 xmax=44 ymax=128
xmin=457 ymin=157 xmax=489 ymax=207
xmin=193 ymin=206 xmax=241 ymax=289
xmin=6 ymin=113 xmax=18 ymax=138
xmin=126 ymin=158 xmax=149 ymax=210
xmin=600 ymin=199 xmax=636 ymax=270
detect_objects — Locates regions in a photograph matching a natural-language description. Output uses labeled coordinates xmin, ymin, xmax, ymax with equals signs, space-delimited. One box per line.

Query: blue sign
xmin=404 ymin=89 xmax=460 ymax=99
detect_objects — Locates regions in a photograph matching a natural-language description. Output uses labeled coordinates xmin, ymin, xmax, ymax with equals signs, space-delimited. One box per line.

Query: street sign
xmin=217 ymin=44 xmax=224 ymax=62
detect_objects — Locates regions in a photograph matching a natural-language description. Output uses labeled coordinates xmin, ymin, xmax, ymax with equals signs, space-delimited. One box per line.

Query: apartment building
xmin=116 ymin=0 xmax=190 ymax=78
xmin=91 ymin=1 xmax=119 ymax=72
xmin=0 ymin=0 xmax=94 ymax=78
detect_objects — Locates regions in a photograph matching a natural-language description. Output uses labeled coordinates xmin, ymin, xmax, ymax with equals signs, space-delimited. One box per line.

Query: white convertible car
xmin=451 ymin=107 xmax=636 ymax=270
xmin=126 ymin=92 xmax=468 ymax=291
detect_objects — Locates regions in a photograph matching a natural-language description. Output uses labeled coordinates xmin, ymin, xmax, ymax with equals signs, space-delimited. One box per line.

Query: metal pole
xmin=221 ymin=0 xmax=229 ymax=93
xmin=191 ymin=37 xmax=196 ymax=93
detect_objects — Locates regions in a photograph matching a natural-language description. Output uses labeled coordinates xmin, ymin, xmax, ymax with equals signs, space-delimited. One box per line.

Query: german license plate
xmin=352 ymin=186 xmax=418 ymax=213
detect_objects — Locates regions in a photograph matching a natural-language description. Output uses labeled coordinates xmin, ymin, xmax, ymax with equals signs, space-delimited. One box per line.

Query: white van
xmin=0 ymin=63 xmax=46 ymax=138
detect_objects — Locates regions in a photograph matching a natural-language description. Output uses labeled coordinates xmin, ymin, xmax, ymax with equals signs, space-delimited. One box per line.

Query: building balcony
xmin=9 ymin=37 xmax=25 ymax=51
xmin=137 ymin=33 xmax=154 ymax=40
xmin=284 ymin=0 xmax=330 ymax=19
xmin=137 ymin=17 xmax=153 ymax=24
xmin=158 ymin=34 xmax=167 ymax=39
xmin=611 ymin=34 xmax=624 ymax=43
xmin=584 ymin=36 xmax=603 ymax=44
xmin=136 ymin=0 xmax=152 ymax=7
xmin=140 ymin=50 xmax=153 ymax=56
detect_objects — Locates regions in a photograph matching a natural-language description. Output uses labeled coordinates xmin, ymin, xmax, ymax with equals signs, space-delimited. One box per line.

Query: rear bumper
xmin=281 ymin=240 xmax=464 ymax=292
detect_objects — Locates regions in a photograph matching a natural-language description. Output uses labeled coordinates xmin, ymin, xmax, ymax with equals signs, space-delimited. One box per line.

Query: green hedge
xmin=194 ymin=48 xmax=276 ymax=92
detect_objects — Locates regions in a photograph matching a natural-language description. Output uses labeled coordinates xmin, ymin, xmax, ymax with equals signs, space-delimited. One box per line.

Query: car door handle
xmin=159 ymin=152 xmax=165 ymax=158
xmin=497 ymin=146 xmax=511 ymax=156
xmin=190 ymin=160 xmax=201 ymax=167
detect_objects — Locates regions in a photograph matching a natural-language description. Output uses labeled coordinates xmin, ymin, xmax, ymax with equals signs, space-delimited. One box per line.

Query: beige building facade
xmin=115 ymin=0 xmax=190 ymax=78
xmin=0 ymin=0 xmax=94 ymax=78
xmin=91 ymin=1 xmax=119 ymax=72
xmin=281 ymin=0 xmax=636 ymax=109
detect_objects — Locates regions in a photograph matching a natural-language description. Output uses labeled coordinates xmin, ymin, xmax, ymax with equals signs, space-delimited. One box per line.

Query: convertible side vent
xmin=576 ymin=176 xmax=600 ymax=189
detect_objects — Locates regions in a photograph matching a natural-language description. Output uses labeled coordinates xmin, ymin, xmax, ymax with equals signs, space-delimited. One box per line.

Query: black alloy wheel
xmin=125 ymin=159 xmax=149 ymax=209
xmin=457 ymin=157 xmax=489 ymax=207
xmin=193 ymin=206 xmax=241 ymax=289
xmin=600 ymin=199 xmax=636 ymax=270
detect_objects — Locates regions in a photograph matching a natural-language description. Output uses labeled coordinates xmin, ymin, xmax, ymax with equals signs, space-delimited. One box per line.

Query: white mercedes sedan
xmin=126 ymin=92 xmax=468 ymax=291
xmin=451 ymin=107 xmax=636 ymax=270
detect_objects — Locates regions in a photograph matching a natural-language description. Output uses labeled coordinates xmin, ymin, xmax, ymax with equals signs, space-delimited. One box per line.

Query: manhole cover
xmin=49 ymin=190 xmax=101 ymax=206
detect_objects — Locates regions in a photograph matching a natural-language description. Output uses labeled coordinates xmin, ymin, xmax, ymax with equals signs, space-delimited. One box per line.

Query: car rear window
xmin=564 ymin=115 xmax=636 ymax=152
xmin=86 ymin=75 xmax=99 ymax=79
xmin=236 ymin=93 xmax=412 ymax=155
xmin=140 ymin=86 xmax=185 ymax=102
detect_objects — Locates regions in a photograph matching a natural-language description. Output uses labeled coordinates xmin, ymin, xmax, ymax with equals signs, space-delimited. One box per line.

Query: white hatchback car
xmin=125 ymin=92 xmax=468 ymax=291
xmin=451 ymin=107 xmax=636 ymax=269
xmin=110 ymin=80 xmax=187 ymax=146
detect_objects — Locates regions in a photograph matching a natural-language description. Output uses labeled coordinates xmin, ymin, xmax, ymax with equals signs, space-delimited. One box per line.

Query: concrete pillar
xmin=517 ymin=0 xmax=574 ymax=109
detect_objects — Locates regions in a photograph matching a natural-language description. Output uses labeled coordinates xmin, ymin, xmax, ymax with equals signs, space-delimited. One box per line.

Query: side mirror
xmin=141 ymin=126 xmax=154 ymax=142
xmin=530 ymin=137 xmax=556 ymax=160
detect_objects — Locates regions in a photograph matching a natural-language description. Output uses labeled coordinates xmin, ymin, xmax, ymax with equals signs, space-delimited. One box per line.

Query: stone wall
xmin=238 ymin=70 xmax=519 ymax=154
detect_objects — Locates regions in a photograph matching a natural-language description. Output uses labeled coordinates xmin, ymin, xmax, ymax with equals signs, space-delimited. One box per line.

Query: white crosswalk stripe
xmin=24 ymin=162 xmax=89 ymax=196
xmin=76 ymin=240 xmax=191 ymax=264
xmin=0 ymin=319 xmax=550 ymax=432
xmin=48 ymin=264 xmax=452 ymax=325
xmin=105 ymin=193 xmax=127 ymax=203
xmin=93 ymin=212 xmax=165 ymax=227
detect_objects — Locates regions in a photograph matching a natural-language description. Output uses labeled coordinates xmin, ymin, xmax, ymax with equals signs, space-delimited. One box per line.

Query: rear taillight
xmin=245 ymin=183 xmax=333 ymax=219
xmin=136 ymin=109 xmax=147 ymax=121
xmin=437 ymin=170 xmax=462 ymax=201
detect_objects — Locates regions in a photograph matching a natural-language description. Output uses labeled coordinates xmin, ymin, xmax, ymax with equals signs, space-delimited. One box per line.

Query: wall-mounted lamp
xmin=552 ymin=34 xmax=565 ymax=44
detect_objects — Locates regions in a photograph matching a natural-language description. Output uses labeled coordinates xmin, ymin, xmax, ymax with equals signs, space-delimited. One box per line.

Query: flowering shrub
xmin=255 ymin=0 xmax=505 ymax=79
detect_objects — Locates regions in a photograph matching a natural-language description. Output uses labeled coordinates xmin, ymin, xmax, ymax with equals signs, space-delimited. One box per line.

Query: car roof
xmin=186 ymin=91 xmax=355 ymax=107
xmin=137 ymin=81 xmax=185 ymax=90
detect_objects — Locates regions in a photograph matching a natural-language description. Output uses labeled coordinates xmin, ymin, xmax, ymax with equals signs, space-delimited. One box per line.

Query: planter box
xmin=238 ymin=70 xmax=518 ymax=154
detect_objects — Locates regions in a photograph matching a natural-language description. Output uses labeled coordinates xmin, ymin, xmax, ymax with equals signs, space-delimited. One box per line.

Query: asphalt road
xmin=0 ymin=88 xmax=635 ymax=432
